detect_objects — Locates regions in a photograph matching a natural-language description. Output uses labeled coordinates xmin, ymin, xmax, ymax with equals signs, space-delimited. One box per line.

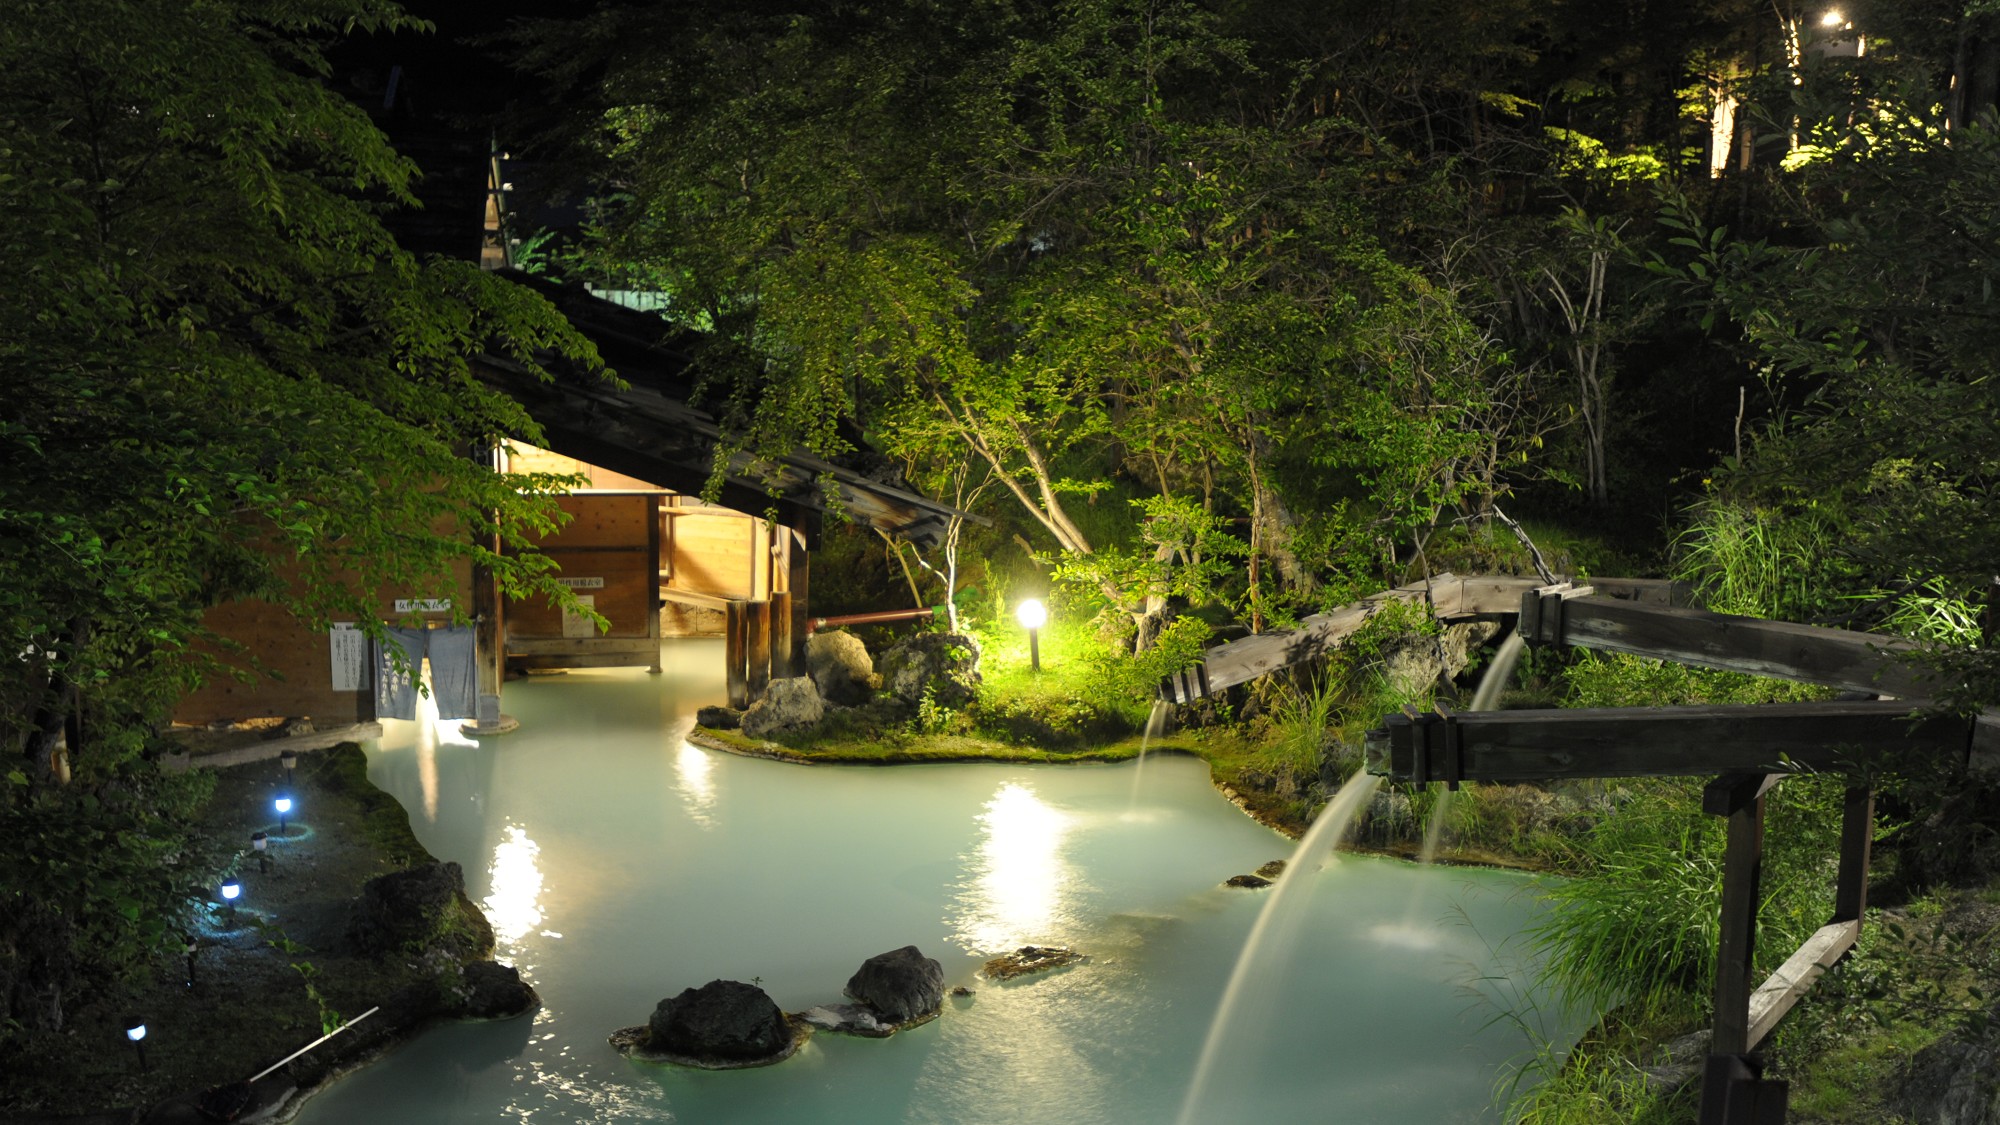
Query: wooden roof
xmin=477 ymin=273 xmax=973 ymax=547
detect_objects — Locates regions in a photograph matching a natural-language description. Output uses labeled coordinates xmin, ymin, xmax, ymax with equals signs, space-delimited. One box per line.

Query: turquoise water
xmin=297 ymin=642 xmax=1573 ymax=1124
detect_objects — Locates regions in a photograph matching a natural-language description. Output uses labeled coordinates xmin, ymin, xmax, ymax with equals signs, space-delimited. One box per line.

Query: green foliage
xmin=1672 ymin=498 xmax=1843 ymax=621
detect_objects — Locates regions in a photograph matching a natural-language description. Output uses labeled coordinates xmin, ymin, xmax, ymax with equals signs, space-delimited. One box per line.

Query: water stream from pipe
xmin=1175 ymin=769 xmax=1384 ymax=1125
xmin=1127 ymin=698 xmax=1173 ymax=812
xmin=1416 ymin=631 xmax=1528 ymax=866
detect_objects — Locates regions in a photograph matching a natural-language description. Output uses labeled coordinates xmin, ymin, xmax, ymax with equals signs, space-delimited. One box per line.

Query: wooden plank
xmin=504 ymin=638 xmax=659 ymax=657
xmin=1368 ymin=701 xmax=1972 ymax=783
xmin=1529 ymin=596 xmax=1932 ymax=698
xmin=1746 ymin=920 xmax=1860 ymax=1049
xmin=788 ymin=525 xmax=811 ymax=675
xmin=659 ymin=587 xmax=731 ymax=612
xmin=1712 ymin=785 xmax=1769 ymax=1057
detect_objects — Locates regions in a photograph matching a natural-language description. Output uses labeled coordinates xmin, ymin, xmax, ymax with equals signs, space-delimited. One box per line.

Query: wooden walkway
xmin=1182 ymin=572 xmax=1993 ymax=1124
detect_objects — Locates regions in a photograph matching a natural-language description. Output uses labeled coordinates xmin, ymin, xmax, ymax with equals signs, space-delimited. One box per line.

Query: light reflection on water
xmin=949 ymin=781 xmax=1083 ymax=953
xmin=319 ymin=645 xmax=1577 ymax=1125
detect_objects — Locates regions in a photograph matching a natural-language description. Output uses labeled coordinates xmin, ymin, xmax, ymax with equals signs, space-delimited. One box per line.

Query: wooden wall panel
xmin=175 ymin=599 xmax=374 ymax=725
xmin=666 ymin=511 xmax=757 ymax=598
xmin=506 ymin=441 xmax=663 ymax=491
xmin=507 ymin=494 xmax=658 ymax=642
xmin=661 ymin=604 xmax=727 ymax=637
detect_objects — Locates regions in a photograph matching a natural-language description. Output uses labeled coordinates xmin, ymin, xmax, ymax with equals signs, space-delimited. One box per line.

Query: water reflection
xmin=674 ymin=742 xmax=718 ymax=827
xmin=484 ymin=824 xmax=544 ymax=957
xmin=950 ymin=781 xmax=1083 ymax=952
xmin=410 ymin=680 xmax=476 ymax=822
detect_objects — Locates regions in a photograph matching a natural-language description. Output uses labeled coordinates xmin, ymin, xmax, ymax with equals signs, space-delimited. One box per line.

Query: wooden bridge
xmin=1173 ymin=574 xmax=1996 ymax=1123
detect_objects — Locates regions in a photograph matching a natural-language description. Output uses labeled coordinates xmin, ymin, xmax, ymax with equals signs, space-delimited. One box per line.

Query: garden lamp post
xmin=1016 ymin=599 xmax=1048 ymax=673
xmin=252 ymin=831 xmax=269 ymax=873
xmin=220 ymin=878 xmax=241 ymax=927
xmin=275 ymin=795 xmax=292 ymax=837
xmin=124 ymin=1018 xmax=148 ymax=1072
xmin=183 ymin=937 xmax=197 ymax=989
xmin=280 ymin=749 xmax=297 ymax=787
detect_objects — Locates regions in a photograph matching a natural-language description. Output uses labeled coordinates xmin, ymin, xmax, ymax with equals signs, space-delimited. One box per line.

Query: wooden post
xmin=725 ymin=599 xmax=748 ymax=709
xmin=1833 ymin=786 xmax=1874 ymax=924
xmin=770 ymin=591 xmax=794 ymax=679
xmin=1698 ymin=1054 xmax=1789 ymax=1124
xmin=788 ymin=524 xmax=811 ymax=675
xmin=1706 ymin=773 xmax=1777 ymax=1057
xmin=645 ymin=495 xmax=664 ymax=673
xmin=746 ymin=600 xmax=772 ymax=701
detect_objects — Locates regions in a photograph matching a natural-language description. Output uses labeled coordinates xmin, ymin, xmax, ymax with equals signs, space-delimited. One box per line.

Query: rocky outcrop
xmin=1224 ymin=874 xmax=1272 ymax=888
xmin=981 ymin=945 xmax=1084 ymax=980
xmin=880 ymin=633 xmax=981 ymax=709
xmin=348 ymin=862 xmax=493 ymax=958
xmin=613 ymin=979 xmax=803 ymax=1068
xmin=844 ymin=945 xmax=944 ymax=1025
xmin=740 ymin=677 xmax=825 ymax=739
xmin=1893 ymin=1006 xmax=2000 ymax=1123
xmin=807 ymin=630 xmax=878 ymax=705
xmin=1377 ymin=620 xmax=1504 ymax=700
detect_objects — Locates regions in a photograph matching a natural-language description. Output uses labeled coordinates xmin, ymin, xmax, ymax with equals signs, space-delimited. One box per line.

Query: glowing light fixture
xmin=220 ymin=877 xmax=241 ymax=926
xmin=124 ymin=1017 xmax=149 ymax=1071
xmin=1821 ymin=9 xmax=1844 ymax=26
xmin=1016 ymin=599 xmax=1048 ymax=673
xmin=275 ymin=794 xmax=293 ymax=836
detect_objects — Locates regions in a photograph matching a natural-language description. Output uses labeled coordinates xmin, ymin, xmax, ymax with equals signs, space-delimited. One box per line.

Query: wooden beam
xmin=647 ymin=497 xmax=662 ymax=674
xmin=788 ymin=524 xmax=811 ymax=675
xmin=746 ymin=600 xmax=771 ymax=701
xmin=1522 ymin=591 xmax=1932 ymax=698
xmin=1697 ymin=1054 xmax=1789 ymax=1125
xmin=1366 ymin=701 xmax=1970 ymax=783
xmin=1746 ymin=920 xmax=1860 ymax=1050
xmin=725 ymin=600 xmax=748 ymax=709
xmin=505 ymin=638 xmax=659 ymax=658
xmin=1712 ymin=783 xmax=1769 ymax=1057
xmin=769 ymin=591 xmax=794 ymax=679
xmin=659 ymin=587 xmax=732 ymax=612
xmin=1833 ymin=786 xmax=1874 ymax=924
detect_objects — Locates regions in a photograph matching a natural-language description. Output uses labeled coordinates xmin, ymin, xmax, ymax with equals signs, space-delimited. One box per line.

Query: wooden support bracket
xmin=1698 ymin=1054 xmax=1789 ymax=1124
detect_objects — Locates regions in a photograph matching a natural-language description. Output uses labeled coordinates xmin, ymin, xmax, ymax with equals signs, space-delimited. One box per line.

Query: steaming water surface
xmin=301 ymin=641 xmax=1577 ymax=1124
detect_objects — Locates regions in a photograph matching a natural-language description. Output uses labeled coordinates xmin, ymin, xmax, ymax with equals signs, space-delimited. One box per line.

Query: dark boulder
xmin=740 ymin=677 xmax=826 ymax=739
xmin=648 ymin=979 xmax=792 ymax=1062
xmin=844 ymin=945 xmax=944 ymax=1024
xmin=695 ymin=705 xmax=741 ymax=730
xmin=1224 ymin=874 xmax=1272 ymax=889
xmin=458 ymin=961 xmax=538 ymax=1019
xmin=348 ymin=861 xmax=493 ymax=958
xmin=981 ymin=945 xmax=1084 ymax=980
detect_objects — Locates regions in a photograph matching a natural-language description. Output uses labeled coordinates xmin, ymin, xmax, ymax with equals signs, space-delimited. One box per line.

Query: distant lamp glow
xmin=1016 ymin=599 xmax=1048 ymax=673
xmin=1821 ymin=9 xmax=1844 ymax=25
xmin=124 ymin=1017 xmax=148 ymax=1071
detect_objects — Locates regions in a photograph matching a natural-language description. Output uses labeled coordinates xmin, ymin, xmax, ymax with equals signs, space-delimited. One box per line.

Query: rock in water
xmin=880 ymin=633 xmax=982 ymax=708
xmin=348 ymin=861 xmax=493 ymax=958
xmin=458 ymin=961 xmax=538 ymax=1019
xmin=1224 ymin=874 xmax=1273 ymax=888
xmin=694 ymin=704 xmax=741 ymax=730
xmin=844 ymin=946 xmax=945 ymax=1025
xmin=807 ymin=630 xmax=878 ymax=704
xmin=740 ymin=677 xmax=825 ymax=739
xmin=649 ymin=980 xmax=792 ymax=1062
xmin=981 ymin=945 xmax=1084 ymax=980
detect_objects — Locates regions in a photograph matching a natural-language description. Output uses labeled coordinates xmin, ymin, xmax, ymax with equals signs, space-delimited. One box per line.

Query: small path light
xmin=252 ymin=830 xmax=269 ymax=874
xmin=275 ymin=794 xmax=293 ymax=837
xmin=124 ymin=1017 xmax=148 ymax=1072
xmin=183 ymin=936 xmax=198 ymax=989
xmin=1016 ymin=598 xmax=1048 ymax=673
xmin=280 ymin=749 xmax=298 ymax=787
xmin=220 ymin=878 xmax=241 ymax=927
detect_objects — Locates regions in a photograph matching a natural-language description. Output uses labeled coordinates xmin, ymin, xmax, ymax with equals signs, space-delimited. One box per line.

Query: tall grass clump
xmin=1673 ymin=497 xmax=1842 ymax=620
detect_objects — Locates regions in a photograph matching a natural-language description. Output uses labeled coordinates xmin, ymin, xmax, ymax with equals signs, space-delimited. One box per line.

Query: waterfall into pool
xmin=296 ymin=641 xmax=1577 ymax=1124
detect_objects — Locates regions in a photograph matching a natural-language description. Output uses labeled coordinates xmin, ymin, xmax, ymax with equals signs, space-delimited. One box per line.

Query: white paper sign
xmin=329 ymin=623 xmax=366 ymax=692
xmin=394 ymin=598 xmax=452 ymax=614
xmin=563 ymin=594 xmax=598 ymax=639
